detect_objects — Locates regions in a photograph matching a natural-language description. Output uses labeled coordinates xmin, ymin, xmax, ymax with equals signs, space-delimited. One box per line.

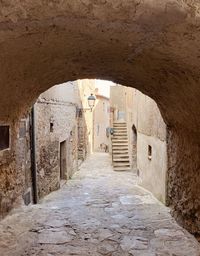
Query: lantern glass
xmin=87 ymin=94 xmax=96 ymax=110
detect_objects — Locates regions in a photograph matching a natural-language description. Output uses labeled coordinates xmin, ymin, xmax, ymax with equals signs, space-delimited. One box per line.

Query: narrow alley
xmin=0 ymin=153 xmax=199 ymax=256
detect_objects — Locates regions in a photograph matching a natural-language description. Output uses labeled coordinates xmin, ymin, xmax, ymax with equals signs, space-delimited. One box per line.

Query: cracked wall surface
xmin=0 ymin=0 xmax=199 ymax=236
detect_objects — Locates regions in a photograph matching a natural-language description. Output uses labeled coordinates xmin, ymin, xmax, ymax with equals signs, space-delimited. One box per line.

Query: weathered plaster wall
xmin=93 ymin=95 xmax=110 ymax=152
xmin=132 ymin=89 xmax=167 ymax=204
xmin=110 ymin=86 xmax=167 ymax=203
xmin=77 ymin=80 xmax=95 ymax=157
xmin=137 ymin=134 xmax=167 ymax=203
xmin=110 ymin=86 xmax=126 ymax=120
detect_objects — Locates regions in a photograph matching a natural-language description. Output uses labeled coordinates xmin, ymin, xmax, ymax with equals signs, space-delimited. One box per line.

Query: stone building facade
xmin=34 ymin=85 xmax=79 ymax=199
xmin=75 ymin=80 xmax=96 ymax=160
xmin=0 ymin=119 xmax=32 ymax=218
xmin=110 ymin=85 xmax=167 ymax=203
xmin=0 ymin=80 xmax=95 ymax=217
xmin=35 ymin=80 xmax=95 ymax=199
xmin=93 ymin=90 xmax=110 ymax=152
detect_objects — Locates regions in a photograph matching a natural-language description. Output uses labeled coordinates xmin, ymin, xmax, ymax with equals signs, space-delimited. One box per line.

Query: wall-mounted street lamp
xmin=76 ymin=94 xmax=96 ymax=116
xmin=87 ymin=94 xmax=96 ymax=111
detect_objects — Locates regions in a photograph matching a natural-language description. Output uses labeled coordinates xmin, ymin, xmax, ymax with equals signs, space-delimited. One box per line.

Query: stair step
xmin=112 ymin=145 xmax=128 ymax=147
xmin=114 ymin=126 xmax=127 ymax=128
xmin=112 ymin=151 xmax=129 ymax=154
xmin=112 ymin=139 xmax=128 ymax=142
xmin=112 ymin=147 xmax=129 ymax=150
xmin=114 ymin=131 xmax=127 ymax=132
xmin=113 ymin=137 xmax=127 ymax=139
xmin=113 ymin=153 xmax=129 ymax=155
xmin=113 ymin=123 xmax=126 ymax=125
xmin=112 ymin=138 xmax=128 ymax=140
xmin=112 ymin=140 xmax=128 ymax=142
xmin=113 ymin=154 xmax=129 ymax=158
xmin=114 ymin=127 xmax=127 ymax=129
xmin=112 ymin=143 xmax=128 ymax=145
xmin=114 ymin=132 xmax=127 ymax=134
xmin=113 ymin=133 xmax=128 ymax=138
xmin=113 ymin=130 xmax=127 ymax=132
xmin=112 ymin=122 xmax=130 ymax=170
xmin=112 ymin=143 xmax=128 ymax=146
xmin=112 ymin=148 xmax=129 ymax=151
xmin=113 ymin=162 xmax=130 ymax=167
xmin=113 ymin=137 xmax=128 ymax=140
xmin=113 ymin=132 xmax=127 ymax=134
xmin=114 ymin=167 xmax=131 ymax=171
xmin=114 ymin=131 xmax=127 ymax=133
xmin=114 ymin=129 xmax=127 ymax=130
xmin=112 ymin=153 xmax=129 ymax=155
xmin=113 ymin=158 xmax=130 ymax=162
xmin=113 ymin=134 xmax=127 ymax=136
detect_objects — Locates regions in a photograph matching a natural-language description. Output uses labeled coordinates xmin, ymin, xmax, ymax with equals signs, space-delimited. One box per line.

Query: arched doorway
xmin=132 ymin=124 xmax=137 ymax=171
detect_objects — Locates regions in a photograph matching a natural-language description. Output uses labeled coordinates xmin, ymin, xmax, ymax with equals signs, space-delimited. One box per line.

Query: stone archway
xmin=0 ymin=0 xmax=200 ymax=237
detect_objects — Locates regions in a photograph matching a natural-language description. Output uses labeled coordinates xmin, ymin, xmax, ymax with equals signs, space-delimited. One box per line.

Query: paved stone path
xmin=0 ymin=153 xmax=199 ymax=256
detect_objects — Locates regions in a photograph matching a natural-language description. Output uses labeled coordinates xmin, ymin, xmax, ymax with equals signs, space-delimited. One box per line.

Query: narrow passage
xmin=0 ymin=153 xmax=199 ymax=256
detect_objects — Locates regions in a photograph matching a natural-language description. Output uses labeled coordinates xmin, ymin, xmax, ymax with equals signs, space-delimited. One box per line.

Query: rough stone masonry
xmin=0 ymin=0 xmax=199 ymax=237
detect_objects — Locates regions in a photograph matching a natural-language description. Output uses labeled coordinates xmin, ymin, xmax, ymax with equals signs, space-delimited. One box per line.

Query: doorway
xmin=132 ymin=124 xmax=137 ymax=170
xmin=60 ymin=140 xmax=67 ymax=180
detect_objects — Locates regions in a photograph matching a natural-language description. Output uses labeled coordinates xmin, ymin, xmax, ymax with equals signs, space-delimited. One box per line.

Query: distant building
xmin=110 ymin=85 xmax=167 ymax=203
xmin=93 ymin=89 xmax=110 ymax=152
xmin=34 ymin=80 xmax=96 ymax=199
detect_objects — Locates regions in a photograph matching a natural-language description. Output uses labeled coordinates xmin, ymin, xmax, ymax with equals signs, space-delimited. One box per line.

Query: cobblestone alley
xmin=0 ymin=153 xmax=199 ymax=256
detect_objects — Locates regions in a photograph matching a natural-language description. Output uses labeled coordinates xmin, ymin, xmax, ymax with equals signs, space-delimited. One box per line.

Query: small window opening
xmin=103 ymin=102 xmax=105 ymax=112
xmin=0 ymin=125 xmax=10 ymax=150
xmin=97 ymin=124 xmax=100 ymax=136
xmin=50 ymin=122 xmax=54 ymax=133
xmin=148 ymin=145 xmax=152 ymax=160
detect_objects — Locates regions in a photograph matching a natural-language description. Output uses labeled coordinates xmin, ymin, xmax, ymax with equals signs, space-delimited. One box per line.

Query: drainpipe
xmin=30 ymin=104 xmax=38 ymax=204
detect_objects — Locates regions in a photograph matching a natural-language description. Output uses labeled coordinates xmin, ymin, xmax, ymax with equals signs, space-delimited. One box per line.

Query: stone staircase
xmin=111 ymin=122 xmax=131 ymax=171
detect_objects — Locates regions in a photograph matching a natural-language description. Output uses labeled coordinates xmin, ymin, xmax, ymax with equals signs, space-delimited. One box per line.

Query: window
xmin=0 ymin=125 xmax=10 ymax=150
xmin=50 ymin=122 xmax=54 ymax=133
xmin=103 ymin=102 xmax=105 ymax=112
xmin=148 ymin=145 xmax=152 ymax=160
xmin=97 ymin=124 xmax=100 ymax=136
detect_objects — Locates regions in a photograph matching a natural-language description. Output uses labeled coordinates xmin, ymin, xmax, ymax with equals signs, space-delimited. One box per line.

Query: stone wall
xmin=77 ymin=80 xmax=97 ymax=159
xmin=0 ymin=79 xmax=95 ymax=215
xmin=35 ymin=93 xmax=78 ymax=199
xmin=34 ymin=80 xmax=96 ymax=199
xmin=0 ymin=119 xmax=32 ymax=218
xmin=167 ymin=128 xmax=200 ymax=238
xmin=77 ymin=115 xmax=89 ymax=162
